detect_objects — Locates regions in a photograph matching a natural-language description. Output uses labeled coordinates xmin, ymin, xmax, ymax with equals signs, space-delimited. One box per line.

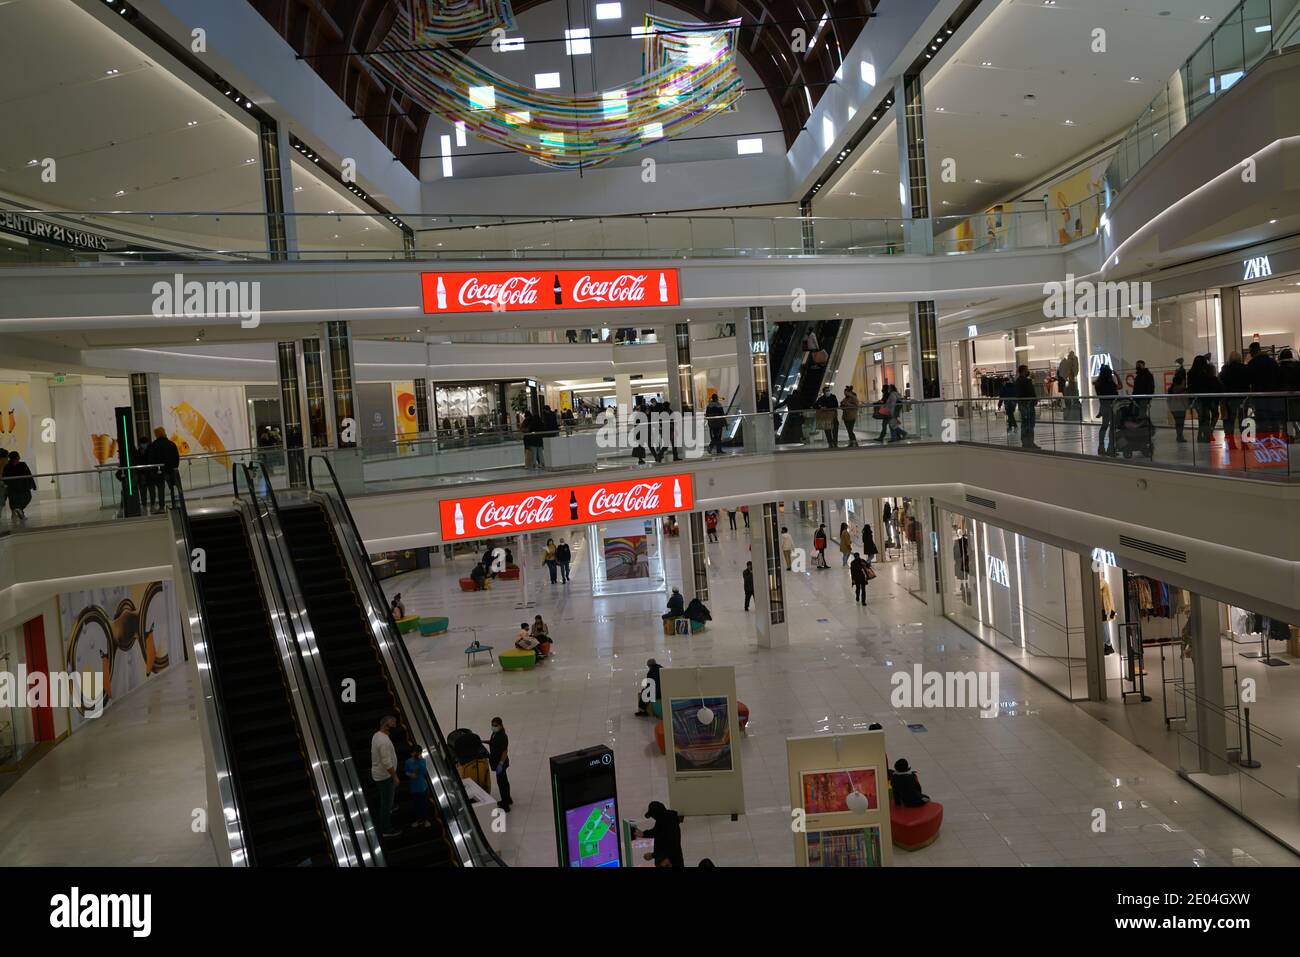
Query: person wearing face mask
xmin=488 ymin=717 xmax=511 ymax=812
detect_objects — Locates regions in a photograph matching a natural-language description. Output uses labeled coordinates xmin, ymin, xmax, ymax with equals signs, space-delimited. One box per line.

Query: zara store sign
xmin=1242 ymin=256 xmax=1272 ymax=281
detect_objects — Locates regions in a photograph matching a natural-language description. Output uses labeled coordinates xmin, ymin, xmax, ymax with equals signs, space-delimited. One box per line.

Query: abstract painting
xmin=806 ymin=826 xmax=883 ymax=867
xmin=669 ymin=696 xmax=731 ymax=773
xmin=800 ymin=767 xmax=879 ymax=815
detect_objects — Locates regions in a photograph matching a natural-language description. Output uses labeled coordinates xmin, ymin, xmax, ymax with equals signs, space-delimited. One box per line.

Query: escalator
xmin=276 ymin=501 xmax=458 ymax=866
xmin=770 ymin=318 xmax=843 ymax=442
xmin=188 ymin=512 xmax=338 ymax=866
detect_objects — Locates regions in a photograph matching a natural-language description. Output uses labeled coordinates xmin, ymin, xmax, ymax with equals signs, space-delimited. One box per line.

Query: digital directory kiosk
xmin=549 ymin=745 xmax=621 ymax=868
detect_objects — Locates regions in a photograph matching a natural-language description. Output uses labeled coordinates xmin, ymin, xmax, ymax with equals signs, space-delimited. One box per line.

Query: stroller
xmin=447 ymin=728 xmax=492 ymax=792
xmin=1112 ymin=397 xmax=1154 ymax=458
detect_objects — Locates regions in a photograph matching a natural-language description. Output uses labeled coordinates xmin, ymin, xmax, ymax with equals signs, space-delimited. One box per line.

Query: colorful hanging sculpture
xmin=372 ymin=2 xmax=744 ymax=170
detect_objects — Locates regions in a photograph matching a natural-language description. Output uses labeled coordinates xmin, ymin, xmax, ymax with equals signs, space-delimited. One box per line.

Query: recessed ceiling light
xmin=1043 ymin=1 xmax=1057 ymax=5
xmin=1013 ymin=152 xmax=1024 ymax=158
xmin=1063 ymin=119 xmax=1076 ymax=125
xmin=565 ymin=28 xmax=592 ymax=55
xmin=105 ymin=68 xmax=119 ymax=75
xmin=1269 ymin=218 xmax=1278 ymax=223
xmin=871 ymin=168 xmax=882 ymax=174
xmin=293 ymin=186 xmax=303 ymax=192
xmin=941 ymin=200 xmax=951 ymax=205
xmin=244 ymin=157 xmax=255 ymax=164
xmin=26 ymin=159 xmax=38 ymax=166
xmin=973 ymin=178 xmax=983 ymax=183
xmin=935 ymin=106 xmax=945 ymax=111
xmin=1128 ymin=76 xmax=1142 ymax=82
xmin=535 ymin=72 xmax=561 ymax=90
xmin=114 ymin=189 xmax=126 ymax=196
xmin=595 ymin=1 xmax=621 ymax=19
xmin=1199 ymin=15 xmax=1212 ymax=22
xmin=849 ymin=191 xmax=858 ymax=196
xmin=186 ymin=120 xmax=198 ymax=126
xmin=981 ymin=61 xmax=992 ymax=67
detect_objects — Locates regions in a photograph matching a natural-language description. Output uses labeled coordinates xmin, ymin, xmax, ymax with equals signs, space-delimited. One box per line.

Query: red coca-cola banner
xmin=420 ymin=268 xmax=681 ymax=314
xmin=439 ymin=473 xmax=695 ymax=541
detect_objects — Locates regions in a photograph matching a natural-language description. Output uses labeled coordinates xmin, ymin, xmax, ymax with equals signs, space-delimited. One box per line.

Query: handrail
xmin=235 ymin=462 xmax=385 ymax=866
xmin=168 ymin=482 xmax=250 ymax=865
xmin=307 ymin=453 xmax=506 ymax=867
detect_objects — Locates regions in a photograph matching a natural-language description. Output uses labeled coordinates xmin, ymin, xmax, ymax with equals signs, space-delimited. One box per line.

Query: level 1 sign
xmin=421 ymin=268 xmax=680 ymax=314
xmin=439 ymin=473 xmax=694 ymax=541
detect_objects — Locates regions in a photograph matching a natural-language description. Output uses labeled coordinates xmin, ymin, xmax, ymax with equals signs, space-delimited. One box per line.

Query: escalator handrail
xmin=169 ymin=484 xmax=251 ymax=865
xmin=307 ymin=454 xmax=506 ymax=867
xmin=234 ymin=463 xmax=383 ymax=866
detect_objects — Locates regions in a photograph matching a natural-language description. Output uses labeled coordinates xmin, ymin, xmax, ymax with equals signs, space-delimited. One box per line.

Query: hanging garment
xmin=953 ymin=535 xmax=971 ymax=580
xmin=1136 ymin=578 xmax=1154 ymax=617
xmin=1098 ymin=579 xmax=1116 ymax=620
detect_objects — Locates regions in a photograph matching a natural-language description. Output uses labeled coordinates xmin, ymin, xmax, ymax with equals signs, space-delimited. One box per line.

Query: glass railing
xmin=0 ymin=200 xmax=1102 ymax=267
xmin=1106 ymin=0 xmax=1300 ymax=192
xmin=6 ymin=393 xmax=1296 ymax=534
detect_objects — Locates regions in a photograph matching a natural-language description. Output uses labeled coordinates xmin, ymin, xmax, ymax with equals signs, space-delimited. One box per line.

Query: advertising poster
xmin=393 ymin=381 xmax=418 ymax=454
xmin=0 ymin=382 xmax=34 ymax=462
xmin=806 ymin=825 xmax=884 ymax=867
xmin=82 ymin=383 xmax=130 ymax=467
xmin=159 ymin=384 xmax=246 ymax=468
xmin=669 ymin=696 xmax=732 ymax=774
xmin=800 ymin=767 xmax=879 ymax=815
xmin=58 ymin=580 xmax=177 ymax=730
xmin=603 ymin=534 xmax=648 ymax=579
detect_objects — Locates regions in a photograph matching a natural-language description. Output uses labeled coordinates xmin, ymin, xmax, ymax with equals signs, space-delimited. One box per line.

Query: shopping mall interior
xmin=2 ymin=0 xmax=1300 ymax=882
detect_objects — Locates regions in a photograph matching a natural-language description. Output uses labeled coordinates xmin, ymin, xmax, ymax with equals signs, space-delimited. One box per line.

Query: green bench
xmin=417 ymin=616 xmax=449 ymax=636
xmin=500 ymin=648 xmax=536 ymax=671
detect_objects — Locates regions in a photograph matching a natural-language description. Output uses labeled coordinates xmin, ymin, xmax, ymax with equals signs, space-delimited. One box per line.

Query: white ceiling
xmin=818 ymin=0 xmax=1244 ymax=218
xmin=0 ymin=0 xmax=401 ymax=254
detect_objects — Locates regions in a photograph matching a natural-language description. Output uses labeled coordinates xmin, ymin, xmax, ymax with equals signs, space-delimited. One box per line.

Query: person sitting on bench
xmin=889 ymin=758 xmax=930 ymax=807
xmin=530 ymin=615 xmax=552 ymax=657
xmin=470 ymin=562 xmax=488 ymax=590
xmin=390 ymin=593 xmax=406 ymax=619
xmin=515 ymin=623 xmax=539 ymax=651
xmin=662 ymin=588 xmax=685 ymax=620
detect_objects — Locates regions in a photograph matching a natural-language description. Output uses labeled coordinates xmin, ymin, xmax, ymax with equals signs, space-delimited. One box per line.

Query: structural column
xmin=1189 ymin=593 xmax=1229 ymax=775
xmin=753 ymin=502 xmax=789 ymax=648
xmin=677 ymin=512 xmax=709 ymax=604
xmin=276 ymin=341 xmax=308 ymax=488
xmin=664 ymin=322 xmax=693 ymax=458
xmin=257 ymin=119 xmax=297 ymax=260
xmin=1218 ymin=287 xmax=1243 ymax=367
xmin=127 ymin=372 xmax=163 ymax=446
xmin=1077 ymin=552 xmax=1107 ymax=701
xmin=735 ymin=307 xmax=776 ymax=453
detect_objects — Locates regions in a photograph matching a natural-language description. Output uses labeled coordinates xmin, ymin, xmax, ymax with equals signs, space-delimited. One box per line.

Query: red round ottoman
xmin=737 ymin=701 xmax=749 ymax=730
xmin=890 ymin=801 xmax=943 ymax=851
xmin=654 ymin=721 xmax=665 ymax=754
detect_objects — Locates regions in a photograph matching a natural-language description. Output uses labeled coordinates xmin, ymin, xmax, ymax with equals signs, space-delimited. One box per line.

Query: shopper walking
xmin=1014 ymin=365 xmax=1040 ymax=449
xmin=2 ymin=451 xmax=35 ymax=521
xmin=838 ymin=522 xmax=853 ymax=567
xmin=403 ymin=745 xmax=431 ymax=828
xmin=840 ymin=385 xmax=860 ymax=446
xmin=740 ymin=504 xmax=750 ymax=528
xmin=743 ymin=561 xmax=755 ymax=611
xmin=634 ymin=801 xmax=684 ymax=868
xmin=1094 ymin=363 xmax=1120 ymax=457
xmin=556 ymin=538 xmax=572 ymax=583
xmin=813 ymin=524 xmax=829 ymax=569
xmin=862 ymin=523 xmax=877 ymax=562
xmin=543 ymin=538 xmax=558 ymax=584
xmin=1168 ymin=358 xmax=1189 ymax=443
xmin=850 ymin=552 xmax=871 ymax=605
xmin=371 ymin=715 xmax=401 ymax=837
xmin=814 ymin=385 xmax=840 ymax=447
xmin=705 ymin=510 xmax=719 ymax=542
xmin=489 ymin=717 xmax=512 ymax=812
xmin=1220 ymin=351 xmax=1249 ymax=450
xmin=780 ymin=525 xmax=795 ymax=571
xmin=146 ymin=427 xmax=182 ymax=509
xmin=1189 ymin=354 xmax=1221 ymax=445
xmin=875 ymin=385 xmax=897 ymax=443
xmin=636 ymin=658 xmax=662 ymax=716
xmin=726 ymin=507 xmax=737 ymax=530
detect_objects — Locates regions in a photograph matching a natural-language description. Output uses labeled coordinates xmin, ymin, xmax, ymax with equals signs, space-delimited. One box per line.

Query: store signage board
xmin=0 ymin=210 xmax=113 ymax=252
xmin=872 ymin=350 xmax=884 ymax=362
xmin=1243 ymin=255 xmax=1271 ymax=281
xmin=439 ymin=473 xmax=694 ymax=541
xmin=421 ymin=268 xmax=681 ymax=314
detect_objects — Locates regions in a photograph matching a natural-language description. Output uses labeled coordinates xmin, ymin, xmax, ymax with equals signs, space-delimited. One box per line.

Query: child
xmin=515 ymin=623 xmax=539 ymax=651
xmin=404 ymin=746 xmax=431 ymax=828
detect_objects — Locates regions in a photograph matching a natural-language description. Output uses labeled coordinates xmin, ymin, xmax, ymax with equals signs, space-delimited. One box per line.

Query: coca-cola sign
xmin=421 ymin=268 xmax=680 ymax=314
xmin=439 ymin=473 xmax=694 ymax=541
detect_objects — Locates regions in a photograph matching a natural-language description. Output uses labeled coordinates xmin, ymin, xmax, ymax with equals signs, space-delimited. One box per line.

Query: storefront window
xmin=939 ymin=509 xmax=1086 ymax=699
xmin=1239 ymin=274 xmax=1300 ymax=358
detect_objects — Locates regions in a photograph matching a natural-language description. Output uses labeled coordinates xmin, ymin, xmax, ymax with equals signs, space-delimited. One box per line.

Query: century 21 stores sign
xmin=421 ymin=268 xmax=681 ymax=314
xmin=438 ymin=474 xmax=695 ymax=541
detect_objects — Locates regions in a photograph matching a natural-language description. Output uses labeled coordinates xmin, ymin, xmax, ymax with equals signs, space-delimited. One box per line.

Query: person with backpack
xmin=889 ymin=758 xmax=930 ymax=807
xmin=813 ymin=524 xmax=829 ymax=569
xmin=1094 ymin=363 xmax=1121 ymax=457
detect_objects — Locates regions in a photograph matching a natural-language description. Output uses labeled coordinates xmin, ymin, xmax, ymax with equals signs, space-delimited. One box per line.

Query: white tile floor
xmin=1 ymin=511 xmax=1295 ymax=867
xmin=391 ymin=512 xmax=1299 ymax=867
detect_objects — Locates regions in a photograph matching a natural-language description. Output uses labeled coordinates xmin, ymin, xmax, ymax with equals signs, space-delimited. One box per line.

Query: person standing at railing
xmin=840 ymin=385 xmax=860 ymax=446
xmin=875 ymin=385 xmax=898 ymax=443
xmin=3 ymin=451 xmax=35 ymax=521
xmin=137 ymin=438 xmax=161 ymax=514
xmin=1168 ymin=358 xmax=1190 ymax=443
xmin=1219 ymin=352 xmax=1249 ymax=450
xmin=146 ymin=427 xmax=181 ymax=510
xmin=1132 ymin=360 xmax=1155 ymax=418
xmin=1094 ymin=363 xmax=1121 ymax=457
xmin=814 ymin=385 xmax=840 ymax=448
xmin=1188 ymin=354 xmax=1221 ymax=446
xmin=705 ymin=392 xmax=726 ymax=454
xmin=1247 ymin=341 xmax=1284 ymax=437
xmin=1014 ymin=365 xmax=1040 ymax=450
xmin=998 ymin=378 xmax=1018 ymax=434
